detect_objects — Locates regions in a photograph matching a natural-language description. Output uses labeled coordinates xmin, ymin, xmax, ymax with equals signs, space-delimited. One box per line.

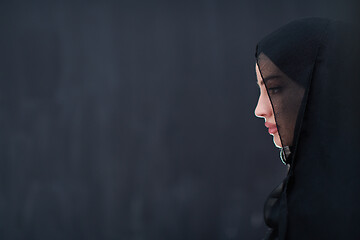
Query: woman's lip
xmin=268 ymin=127 xmax=278 ymax=134
xmin=265 ymin=122 xmax=278 ymax=134
xmin=265 ymin=122 xmax=277 ymax=128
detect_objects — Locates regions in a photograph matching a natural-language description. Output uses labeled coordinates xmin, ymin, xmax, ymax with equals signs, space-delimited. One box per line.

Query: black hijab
xmin=255 ymin=18 xmax=360 ymax=239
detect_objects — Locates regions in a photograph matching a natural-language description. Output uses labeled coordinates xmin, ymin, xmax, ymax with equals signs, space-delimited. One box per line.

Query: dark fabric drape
xmin=256 ymin=18 xmax=360 ymax=239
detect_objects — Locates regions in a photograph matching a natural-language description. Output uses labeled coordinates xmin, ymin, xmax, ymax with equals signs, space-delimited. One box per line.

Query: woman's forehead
xmin=255 ymin=64 xmax=264 ymax=86
xmin=257 ymin=53 xmax=295 ymax=84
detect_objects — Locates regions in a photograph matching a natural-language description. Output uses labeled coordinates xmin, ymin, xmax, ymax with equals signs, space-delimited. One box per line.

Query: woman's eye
xmin=268 ymin=87 xmax=282 ymax=94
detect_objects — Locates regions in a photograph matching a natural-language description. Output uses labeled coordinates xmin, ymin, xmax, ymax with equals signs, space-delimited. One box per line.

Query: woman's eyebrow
xmin=263 ymin=75 xmax=281 ymax=82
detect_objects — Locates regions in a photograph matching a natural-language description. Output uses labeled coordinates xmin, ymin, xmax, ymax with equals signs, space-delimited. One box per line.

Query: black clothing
xmin=255 ymin=18 xmax=360 ymax=239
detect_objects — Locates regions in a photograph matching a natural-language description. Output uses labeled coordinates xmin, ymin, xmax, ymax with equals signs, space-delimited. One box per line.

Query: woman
xmin=254 ymin=18 xmax=360 ymax=239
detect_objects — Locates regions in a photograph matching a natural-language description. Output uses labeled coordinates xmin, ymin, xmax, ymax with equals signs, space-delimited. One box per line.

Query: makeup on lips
xmin=265 ymin=122 xmax=278 ymax=134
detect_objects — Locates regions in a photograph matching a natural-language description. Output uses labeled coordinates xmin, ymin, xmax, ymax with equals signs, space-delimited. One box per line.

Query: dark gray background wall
xmin=0 ymin=1 xmax=358 ymax=239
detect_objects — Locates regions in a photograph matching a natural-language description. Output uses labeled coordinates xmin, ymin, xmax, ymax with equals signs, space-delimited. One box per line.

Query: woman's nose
xmin=254 ymin=91 xmax=271 ymax=119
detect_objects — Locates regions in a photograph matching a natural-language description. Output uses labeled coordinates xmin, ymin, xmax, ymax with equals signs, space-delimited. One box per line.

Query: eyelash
xmin=268 ymin=87 xmax=282 ymax=94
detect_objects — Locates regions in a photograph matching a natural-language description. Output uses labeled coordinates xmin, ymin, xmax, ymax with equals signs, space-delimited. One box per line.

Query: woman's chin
xmin=272 ymin=134 xmax=282 ymax=148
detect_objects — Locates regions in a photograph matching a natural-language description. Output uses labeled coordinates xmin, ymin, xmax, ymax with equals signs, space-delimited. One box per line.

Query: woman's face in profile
xmin=254 ymin=54 xmax=305 ymax=148
xmin=255 ymin=63 xmax=282 ymax=148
